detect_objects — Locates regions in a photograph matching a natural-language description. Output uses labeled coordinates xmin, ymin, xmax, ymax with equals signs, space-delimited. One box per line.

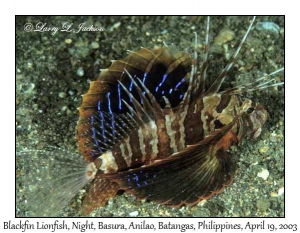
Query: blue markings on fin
xmin=97 ymin=101 xmax=101 ymax=111
xmin=90 ymin=115 xmax=95 ymax=125
xmin=159 ymin=74 xmax=167 ymax=87
xmin=87 ymin=90 xmax=142 ymax=155
xmin=129 ymin=81 xmax=133 ymax=91
xmin=142 ymin=72 xmax=147 ymax=84
xmin=169 ymin=88 xmax=173 ymax=94
xmin=97 ymin=102 xmax=107 ymax=143
xmin=120 ymin=170 xmax=156 ymax=191
xmin=118 ymin=83 xmax=122 ymax=110
xmin=107 ymin=92 xmax=116 ymax=137
xmin=175 ymin=77 xmax=185 ymax=89
xmin=155 ymin=74 xmax=168 ymax=92
xmin=107 ymin=92 xmax=112 ymax=114
xmin=129 ymin=81 xmax=134 ymax=102
xmin=134 ymin=173 xmax=139 ymax=181
xmin=90 ymin=115 xmax=102 ymax=152
xmin=91 ymin=127 xmax=98 ymax=145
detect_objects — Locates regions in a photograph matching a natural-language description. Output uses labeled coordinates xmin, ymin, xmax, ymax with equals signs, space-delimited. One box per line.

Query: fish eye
xmin=214 ymin=119 xmax=225 ymax=129
xmin=246 ymin=107 xmax=255 ymax=114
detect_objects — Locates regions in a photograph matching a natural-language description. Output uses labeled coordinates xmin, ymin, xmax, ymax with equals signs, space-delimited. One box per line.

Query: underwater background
xmin=16 ymin=16 xmax=284 ymax=217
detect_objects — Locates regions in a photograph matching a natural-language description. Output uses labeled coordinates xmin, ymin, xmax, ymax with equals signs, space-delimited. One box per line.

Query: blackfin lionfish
xmin=17 ymin=16 xmax=284 ymax=217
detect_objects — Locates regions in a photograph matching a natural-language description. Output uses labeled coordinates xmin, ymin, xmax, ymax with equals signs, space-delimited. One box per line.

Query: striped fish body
xmin=76 ymin=17 xmax=281 ymax=214
xmin=77 ymin=46 xmax=261 ymax=167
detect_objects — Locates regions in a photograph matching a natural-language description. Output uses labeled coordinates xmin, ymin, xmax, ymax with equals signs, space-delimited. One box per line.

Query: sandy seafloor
xmin=16 ymin=16 xmax=284 ymax=217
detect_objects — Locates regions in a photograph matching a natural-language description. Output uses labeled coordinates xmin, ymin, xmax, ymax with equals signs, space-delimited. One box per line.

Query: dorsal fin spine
xmin=206 ymin=16 xmax=256 ymax=95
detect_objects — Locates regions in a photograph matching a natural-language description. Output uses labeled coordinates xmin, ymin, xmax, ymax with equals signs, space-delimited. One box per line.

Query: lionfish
xmin=18 ymin=16 xmax=284 ymax=217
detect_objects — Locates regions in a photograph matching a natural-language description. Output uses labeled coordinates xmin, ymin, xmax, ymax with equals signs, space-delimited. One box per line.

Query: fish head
xmin=241 ymin=103 xmax=268 ymax=139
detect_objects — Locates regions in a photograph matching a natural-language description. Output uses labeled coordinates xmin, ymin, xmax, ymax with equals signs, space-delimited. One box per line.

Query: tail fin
xmin=17 ymin=147 xmax=89 ymax=217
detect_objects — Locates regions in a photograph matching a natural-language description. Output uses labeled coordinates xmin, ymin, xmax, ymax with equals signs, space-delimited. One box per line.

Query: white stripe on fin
xmin=165 ymin=114 xmax=178 ymax=153
xmin=99 ymin=151 xmax=118 ymax=173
